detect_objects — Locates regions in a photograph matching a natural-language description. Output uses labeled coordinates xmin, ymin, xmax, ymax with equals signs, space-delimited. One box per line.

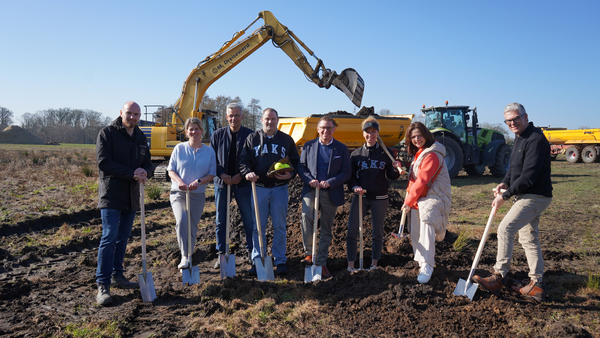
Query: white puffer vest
xmin=410 ymin=141 xmax=452 ymax=241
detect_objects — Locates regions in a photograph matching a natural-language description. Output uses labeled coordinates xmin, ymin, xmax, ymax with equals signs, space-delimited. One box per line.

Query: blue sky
xmin=1 ymin=0 xmax=599 ymax=130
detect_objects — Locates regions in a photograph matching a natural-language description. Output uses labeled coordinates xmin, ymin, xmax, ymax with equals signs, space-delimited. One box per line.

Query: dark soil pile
xmin=0 ymin=125 xmax=44 ymax=144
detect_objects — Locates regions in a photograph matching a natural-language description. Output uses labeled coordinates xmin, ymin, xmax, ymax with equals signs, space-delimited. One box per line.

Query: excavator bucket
xmin=332 ymin=68 xmax=364 ymax=107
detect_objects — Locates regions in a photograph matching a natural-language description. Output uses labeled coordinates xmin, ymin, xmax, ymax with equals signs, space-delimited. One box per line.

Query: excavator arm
xmin=146 ymin=10 xmax=364 ymax=164
xmin=173 ymin=10 xmax=364 ymax=130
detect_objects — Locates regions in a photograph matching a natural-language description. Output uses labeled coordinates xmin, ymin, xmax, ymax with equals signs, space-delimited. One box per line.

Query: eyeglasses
xmin=504 ymin=115 xmax=522 ymax=125
xmin=318 ymin=126 xmax=334 ymax=131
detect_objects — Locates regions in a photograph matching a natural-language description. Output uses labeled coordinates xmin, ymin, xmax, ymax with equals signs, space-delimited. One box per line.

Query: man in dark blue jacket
xmin=473 ymin=102 xmax=553 ymax=302
xmin=95 ymin=101 xmax=152 ymax=306
xmin=297 ymin=116 xmax=351 ymax=278
xmin=209 ymin=103 xmax=255 ymax=268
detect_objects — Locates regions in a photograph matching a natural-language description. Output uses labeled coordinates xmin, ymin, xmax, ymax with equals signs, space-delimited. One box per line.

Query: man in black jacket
xmin=210 ymin=103 xmax=255 ymax=268
xmin=95 ymin=101 xmax=152 ymax=306
xmin=239 ymin=108 xmax=300 ymax=276
xmin=473 ymin=102 xmax=552 ymax=302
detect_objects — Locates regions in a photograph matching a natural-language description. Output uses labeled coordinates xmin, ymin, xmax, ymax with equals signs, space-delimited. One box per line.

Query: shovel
xmin=220 ymin=184 xmax=236 ymax=279
xmin=392 ymin=208 xmax=409 ymax=238
xmin=304 ymin=186 xmax=322 ymax=283
xmin=453 ymin=205 xmax=498 ymax=300
xmin=358 ymin=190 xmax=365 ymax=271
xmin=251 ymin=181 xmax=275 ymax=281
xmin=181 ymin=189 xmax=200 ymax=285
xmin=377 ymin=136 xmax=406 ymax=175
xmin=137 ymin=183 xmax=156 ymax=302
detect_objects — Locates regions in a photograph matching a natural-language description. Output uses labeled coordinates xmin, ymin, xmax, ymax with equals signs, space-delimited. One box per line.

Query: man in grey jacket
xmin=95 ymin=101 xmax=152 ymax=306
xmin=297 ymin=116 xmax=351 ymax=278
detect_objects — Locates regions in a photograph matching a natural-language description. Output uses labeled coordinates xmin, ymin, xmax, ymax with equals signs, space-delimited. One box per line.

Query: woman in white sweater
xmin=402 ymin=122 xmax=451 ymax=284
xmin=167 ymin=117 xmax=216 ymax=269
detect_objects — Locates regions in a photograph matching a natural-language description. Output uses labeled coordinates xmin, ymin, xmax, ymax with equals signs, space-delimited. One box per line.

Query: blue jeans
xmin=96 ymin=208 xmax=136 ymax=285
xmin=252 ymin=185 xmax=289 ymax=265
xmin=215 ymin=184 xmax=255 ymax=254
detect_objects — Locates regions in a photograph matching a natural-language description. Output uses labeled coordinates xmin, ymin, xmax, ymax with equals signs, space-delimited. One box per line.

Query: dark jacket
xmin=239 ymin=130 xmax=300 ymax=187
xmin=209 ymin=125 xmax=254 ymax=189
xmin=297 ymin=138 xmax=351 ymax=206
xmin=347 ymin=143 xmax=401 ymax=199
xmin=96 ymin=117 xmax=153 ymax=210
xmin=501 ymin=122 xmax=552 ymax=199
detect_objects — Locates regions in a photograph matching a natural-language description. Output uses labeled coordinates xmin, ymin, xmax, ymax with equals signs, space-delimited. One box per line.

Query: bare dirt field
xmin=0 ymin=144 xmax=599 ymax=337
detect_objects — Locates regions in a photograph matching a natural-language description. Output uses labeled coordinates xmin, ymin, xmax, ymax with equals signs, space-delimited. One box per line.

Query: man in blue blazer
xmin=297 ymin=115 xmax=352 ymax=278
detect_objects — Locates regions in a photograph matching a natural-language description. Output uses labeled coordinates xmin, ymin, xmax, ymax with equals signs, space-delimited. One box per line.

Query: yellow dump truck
xmin=278 ymin=113 xmax=414 ymax=150
xmin=541 ymin=127 xmax=600 ymax=163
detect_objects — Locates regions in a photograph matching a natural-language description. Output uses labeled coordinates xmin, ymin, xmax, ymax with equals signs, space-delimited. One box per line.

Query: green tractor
xmin=421 ymin=103 xmax=511 ymax=178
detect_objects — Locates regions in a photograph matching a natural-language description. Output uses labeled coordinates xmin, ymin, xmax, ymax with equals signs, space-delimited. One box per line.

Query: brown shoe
xmin=472 ymin=273 xmax=504 ymax=295
xmin=512 ymin=279 xmax=546 ymax=302
xmin=321 ymin=265 xmax=332 ymax=278
xmin=301 ymin=255 xmax=312 ymax=266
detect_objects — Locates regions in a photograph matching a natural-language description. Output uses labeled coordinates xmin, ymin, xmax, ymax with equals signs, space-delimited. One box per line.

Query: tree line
xmin=19 ymin=108 xmax=111 ymax=144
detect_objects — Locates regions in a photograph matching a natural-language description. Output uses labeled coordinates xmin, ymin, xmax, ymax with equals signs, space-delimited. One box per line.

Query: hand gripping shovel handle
xmin=464 ymin=205 xmax=498 ymax=291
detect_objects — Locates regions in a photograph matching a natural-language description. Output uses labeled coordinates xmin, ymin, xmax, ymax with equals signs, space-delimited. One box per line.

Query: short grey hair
xmin=227 ymin=103 xmax=243 ymax=114
xmin=184 ymin=117 xmax=203 ymax=131
xmin=504 ymin=102 xmax=526 ymax=116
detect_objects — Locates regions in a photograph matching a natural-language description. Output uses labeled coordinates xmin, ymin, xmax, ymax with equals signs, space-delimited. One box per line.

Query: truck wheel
xmin=465 ymin=164 xmax=486 ymax=176
xmin=491 ymin=143 xmax=510 ymax=177
xmin=435 ymin=135 xmax=463 ymax=178
xmin=582 ymin=145 xmax=598 ymax=163
xmin=565 ymin=146 xmax=583 ymax=163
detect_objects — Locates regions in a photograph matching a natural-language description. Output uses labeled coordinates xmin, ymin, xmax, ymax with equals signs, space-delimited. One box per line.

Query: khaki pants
xmin=494 ymin=194 xmax=552 ymax=280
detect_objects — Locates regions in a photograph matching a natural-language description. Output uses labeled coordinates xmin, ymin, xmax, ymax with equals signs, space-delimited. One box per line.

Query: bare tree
xmin=0 ymin=107 xmax=14 ymax=129
xmin=378 ymin=108 xmax=392 ymax=116
xmin=246 ymin=98 xmax=262 ymax=131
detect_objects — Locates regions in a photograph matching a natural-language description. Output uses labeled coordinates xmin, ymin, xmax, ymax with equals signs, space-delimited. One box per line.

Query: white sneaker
xmin=417 ymin=263 xmax=433 ymax=284
xmin=347 ymin=267 xmax=357 ymax=273
xmin=178 ymin=257 xmax=190 ymax=269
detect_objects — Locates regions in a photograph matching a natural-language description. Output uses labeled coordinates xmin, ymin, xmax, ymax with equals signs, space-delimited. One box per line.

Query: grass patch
xmin=453 ymin=225 xmax=473 ymax=252
xmin=64 ymin=320 xmax=121 ymax=338
xmin=81 ymin=164 xmax=94 ymax=177
xmin=145 ymin=183 xmax=163 ymax=200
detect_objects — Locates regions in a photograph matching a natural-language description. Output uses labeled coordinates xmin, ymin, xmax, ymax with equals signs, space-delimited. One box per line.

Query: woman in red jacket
xmin=402 ymin=122 xmax=452 ymax=283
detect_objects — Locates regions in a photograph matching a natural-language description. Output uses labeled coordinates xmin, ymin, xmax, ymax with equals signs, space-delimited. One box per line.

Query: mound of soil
xmin=0 ymin=125 xmax=44 ymax=144
xmin=356 ymin=106 xmax=377 ymax=116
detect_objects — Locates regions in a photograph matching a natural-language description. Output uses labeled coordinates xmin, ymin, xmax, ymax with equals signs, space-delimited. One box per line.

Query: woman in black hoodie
xmin=346 ymin=116 xmax=402 ymax=271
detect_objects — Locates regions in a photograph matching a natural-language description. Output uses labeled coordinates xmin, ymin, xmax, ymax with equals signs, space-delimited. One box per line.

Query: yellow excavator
xmin=142 ymin=10 xmax=364 ymax=178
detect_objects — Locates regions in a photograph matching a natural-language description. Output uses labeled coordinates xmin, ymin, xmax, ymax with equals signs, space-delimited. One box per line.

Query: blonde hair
xmin=184 ymin=117 xmax=203 ymax=132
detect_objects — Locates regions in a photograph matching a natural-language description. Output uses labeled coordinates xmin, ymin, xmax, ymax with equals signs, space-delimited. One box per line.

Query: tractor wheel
xmin=491 ymin=143 xmax=511 ymax=177
xmin=435 ymin=135 xmax=463 ymax=178
xmin=565 ymin=146 xmax=583 ymax=163
xmin=582 ymin=145 xmax=598 ymax=163
xmin=465 ymin=164 xmax=486 ymax=176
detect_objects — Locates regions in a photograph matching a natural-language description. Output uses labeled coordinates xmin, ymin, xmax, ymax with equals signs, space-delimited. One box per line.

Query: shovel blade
xmin=182 ymin=266 xmax=200 ymax=286
xmin=391 ymin=232 xmax=409 ymax=238
xmin=254 ymin=256 xmax=274 ymax=281
xmin=138 ymin=272 xmax=156 ymax=303
xmin=220 ymin=254 xmax=236 ymax=279
xmin=304 ymin=265 xmax=322 ymax=283
xmin=453 ymin=278 xmax=478 ymax=301
xmin=332 ymin=68 xmax=364 ymax=107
